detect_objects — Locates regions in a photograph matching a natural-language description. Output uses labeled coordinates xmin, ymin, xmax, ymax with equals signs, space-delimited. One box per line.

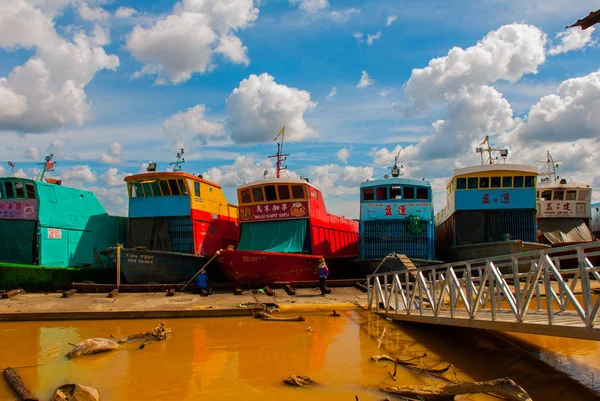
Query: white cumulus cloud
xmin=336 ymin=146 xmax=351 ymax=164
xmin=99 ymin=142 xmax=123 ymax=164
xmin=354 ymin=32 xmax=381 ymax=45
xmin=25 ymin=146 xmax=41 ymax=160
xmin=102 ymin=167 xmax=131 ymax=186
xmin=164 ymin=104 xmax=224 ymax=138
xmin=125 ymin=0 xmax=258 ymax=84
xmin=356 ymin=70 xmax=374 ymax=88
xmin=0 ymin=0 xmax=119 ymax=133
xmin=58 ymin=165 xmax=97 ymax=187
xmin=289 ymin=0 xmax=328 ymax=13
xmin=77 ymin=2 xmax=109 ymax=21
xmin=226 ymin=73 xmax=318 ymax=143
xmin=327 ymin=87 xmax=337 ymax=99
xmin=115 ymin=6 xmax=137 ymax=18
xmin=386 ymin=15 xmax=397 ymax=27
xmin=549 ymin=26 xmax=597 ymax=55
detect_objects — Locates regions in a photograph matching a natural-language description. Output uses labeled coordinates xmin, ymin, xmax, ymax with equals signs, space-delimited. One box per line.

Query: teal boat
xmin=0 ymin=155 xmax=126 ymax=290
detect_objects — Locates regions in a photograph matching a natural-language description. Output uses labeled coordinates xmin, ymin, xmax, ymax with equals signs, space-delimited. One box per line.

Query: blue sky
xmin=1 ymin=0 xmax=599 ymax=217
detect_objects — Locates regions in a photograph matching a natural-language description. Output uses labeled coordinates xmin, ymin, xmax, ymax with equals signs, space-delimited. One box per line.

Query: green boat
xmin=0 ymin=155 xmax=126 ymax=290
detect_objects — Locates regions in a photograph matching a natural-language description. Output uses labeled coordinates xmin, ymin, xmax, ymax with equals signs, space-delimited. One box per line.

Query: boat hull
xmin=103 ymin=247 xmax=223 ymax=284
xmin=216 ymin=250 xmax=326 ymax=283
xmin=0 ymin=262 xmax=115 ymax=291
xmin=442 ymin=240 xmax=550 ymax=263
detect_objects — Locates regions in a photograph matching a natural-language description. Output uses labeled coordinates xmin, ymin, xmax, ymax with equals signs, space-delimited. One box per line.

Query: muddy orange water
xmin=0 ymin=311 xmax=598 ymax=400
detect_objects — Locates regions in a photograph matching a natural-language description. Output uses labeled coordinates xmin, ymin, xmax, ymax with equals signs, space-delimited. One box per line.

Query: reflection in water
xmin=0 ymin=312 xmax=598 ymax=400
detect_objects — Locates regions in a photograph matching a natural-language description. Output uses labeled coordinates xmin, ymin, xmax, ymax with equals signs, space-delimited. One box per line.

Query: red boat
xmin=217 ymin=132 xmax=359 ymax=284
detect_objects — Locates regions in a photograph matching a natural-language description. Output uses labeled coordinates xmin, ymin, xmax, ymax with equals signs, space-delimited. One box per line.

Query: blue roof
xmin=360 ymin=177 xmax=431 ymax=189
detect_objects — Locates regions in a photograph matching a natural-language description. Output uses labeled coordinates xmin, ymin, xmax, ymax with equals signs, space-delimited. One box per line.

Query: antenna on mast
xmin=537 ymin=151 xmax=561 ymax=183
xmin=268 ymin=127 xmax=289 ymax=179
xmin=7 ymin=161 xmax=15 ymax=176
xmin=390 ymin=148 xmax=403 ymax=178
xmin=169 ymin=149 xmax=186 ymax=172
xmin=475 ymin=136 xmax=508 ymax=165
xmin=36 ymin=154 xmax=56 ymax=181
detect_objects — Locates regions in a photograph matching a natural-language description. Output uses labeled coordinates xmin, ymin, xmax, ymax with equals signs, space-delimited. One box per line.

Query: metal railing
xmin=367 ymin=242 xmax=600 ymax=331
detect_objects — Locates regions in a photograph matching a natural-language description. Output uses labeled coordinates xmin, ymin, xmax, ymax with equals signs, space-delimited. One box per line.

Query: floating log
xmin=371 ymin=353 xmax=453 ymax=382
xmin=66 ymin=338 xmax=120 ymax=359
xmin=51 ymin=384 xmax=99 ymax=401
xmin=112 ymin=322 xmax=171 ymax=344
xmin=3 ymin=367 xmax=40 ymax=401
xmin=62 ymin=289 xmax=77 ymax=298
xmin=282 ymin=375 xmax=315 ymax=386
xmin=379 ymin=377 xmax=532 ymax=401
xmin=255 ymin=312 xmax=304 ymax=321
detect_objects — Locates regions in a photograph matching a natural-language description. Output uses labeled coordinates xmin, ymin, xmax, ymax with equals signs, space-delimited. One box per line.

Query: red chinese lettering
xmin=546 ymin=203 xmax=553 ymax=211
xmin=482 ymin=194 xmax=490 ymax=204
xmin=384 ymin=205 xmax=393 ymax=216
xmin=501 ymin=193 xmax=511 ymax=204
xmin=398 ymin=205 xmax=407 ymax=216
xmin=563 ymin=203 xmax=571 ymax=211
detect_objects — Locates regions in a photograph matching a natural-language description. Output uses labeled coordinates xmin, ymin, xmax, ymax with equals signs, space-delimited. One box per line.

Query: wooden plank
xmin=166 ymin=289 xmax=175 ymax=297
xmin=1 ymin=289 xmax=22 ymax=300
xmin=354 ymin=282 xmax=368 ymax=292
xmin=61 ymin=289 xmax=77 ymax=298
xmin=284 ymin=284 xmax=296 ymax=296
xmin=264 ymin=286 xmax=275 ymax=297
xmin=107 ymin=289 xmax=118 ymax=298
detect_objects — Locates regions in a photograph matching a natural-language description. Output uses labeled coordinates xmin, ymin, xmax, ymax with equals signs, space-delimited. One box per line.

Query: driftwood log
xmin=3 ymin=368 xmax=39 ymax=401
xmin=371 ymin=353 xmax=454 ymax=382
xmin=51 ymin=384 xmax=100 ymax=401
xmin=111 ymin=322 xmax=171 ymax=344
xmin=282 ymin=375 xmax=315 ymax=386
xmin=255 ymin=312 xmax=305 ymax=322
xmin=66 ymin=338 xmax=120 ymax=359
xmin=380 ymin=377 xmax=532 ymax=401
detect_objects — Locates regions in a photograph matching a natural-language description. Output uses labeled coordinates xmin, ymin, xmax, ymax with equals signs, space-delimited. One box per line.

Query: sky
xmin=1 ymin=0 xmax=600 ymax=218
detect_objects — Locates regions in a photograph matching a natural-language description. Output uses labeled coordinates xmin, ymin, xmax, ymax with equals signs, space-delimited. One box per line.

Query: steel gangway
xmin=367 ymin=242 xmax=600 ymax=341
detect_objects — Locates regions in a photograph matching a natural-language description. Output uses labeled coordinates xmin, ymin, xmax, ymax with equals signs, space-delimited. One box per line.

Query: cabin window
xmin=578 ymin=190 xmax=590 ymax=201
xmin=264 ymin=185 xmax=277 ymax=201
xmin=168 ymin=180 xmax=181 ymax=195
xmin=390 ymin=185 xmax=402 ymax=199
xmin=566 ymin=190 xmax=577 ymax=201
xmin=514 ymin=176 xmax=524 ymax=188
xmin=553 ymin=190 xmax=564 ymax=200
xmin=142 ymin=183 xmax=152 ymax=197
xmin=376 ymin=187 xmax=387 ymax=201
xmin=240 ymin=189 xmax=251 ymax=204
xmin=14 ymin=182 xmax=25 ymax=199
xmin=491 ymin=177 xmax=501 ymax=188
xmin=479 ymin=177 xmax=490 ymax=189
xmin=178 ymin=180 xmax=188 ymax=195
xmin=277 ymin=185 xmax=291 ymax=200
xmin=150 ymin=181 xmax=161 ymax=196
xmin=525 ymin=176 xmax=535 ymax=188
xmin=252 ymin=186 xmax=265 ymax=202
xmin=291 ymin=185 xmax=304 ymax=199
xmin=135 ymin=183 xmax=144 ymax=197
xmin=541 ymin=190 xmax=552 ymax=201
xmin=194 ymin=182 xmax=200 ymax=197
xmin=416 ymin=187 xmax=428 ymax=200
xmin=128 ymin=184 xmax=136 ymax=198
xmin=0 ymin=185 xmax=3 ymax=199
xmin=362 ymin=188 xmax=374 ymax=201
xmin=158 ymin=180 xmax=170 ymax=196
xmin=404 ymin=186 xmax=415 ymax=200
xmin=4 ymin=182 xmax=14 ymax=199
xmin=456 ymin=178 xmax=466 ymax=190
xmin=468 ymin=177 xmax=478 ymax=190
xmin=25 ymin=184 xmax=36 ymax=200
xmin=502 ymin=176 xmax=513 ymax=188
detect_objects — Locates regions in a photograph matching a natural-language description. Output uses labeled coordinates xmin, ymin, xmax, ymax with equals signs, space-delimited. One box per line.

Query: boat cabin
xmin=0 ymin=176 xmax=125 ymax=267
xmin=125 ymin=171 xmax=238 ymax=256
xmin=359 ymin=174 xmax=435 ymax=261
xmin=436 ymin=163 xmax=539 ymax=252
xmin=236 ymin=178 xmax=358 ymax=258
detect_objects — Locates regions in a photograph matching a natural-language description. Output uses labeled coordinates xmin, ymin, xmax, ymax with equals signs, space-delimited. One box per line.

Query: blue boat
xmin=354 ymin=153 xmax=437 ymax=275
xmin=435 ymin=138 xmax=549 ymax=262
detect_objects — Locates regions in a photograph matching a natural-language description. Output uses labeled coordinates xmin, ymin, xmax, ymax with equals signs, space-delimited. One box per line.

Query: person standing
xmin=317 ymin=258 xmax=331 ymax=295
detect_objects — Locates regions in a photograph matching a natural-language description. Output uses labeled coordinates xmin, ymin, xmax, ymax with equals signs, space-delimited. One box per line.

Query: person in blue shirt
xmin=317 ymin=258 xmax=331 ymax=295
xmin=195 ymin=271 xmax=212 ymax=296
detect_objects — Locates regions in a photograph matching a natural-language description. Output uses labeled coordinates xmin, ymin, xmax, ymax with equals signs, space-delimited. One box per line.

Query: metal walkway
xmin=367 ymin=242 xmax=600 ymax=341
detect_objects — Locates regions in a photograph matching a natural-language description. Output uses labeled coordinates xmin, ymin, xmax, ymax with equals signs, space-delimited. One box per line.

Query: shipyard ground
xmin=0 ymin=286 xmax=368 ymax=321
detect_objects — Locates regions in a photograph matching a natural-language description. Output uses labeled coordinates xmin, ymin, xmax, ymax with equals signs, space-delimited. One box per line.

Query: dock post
xmin=116 ymin=244 xmax=121 ymax=289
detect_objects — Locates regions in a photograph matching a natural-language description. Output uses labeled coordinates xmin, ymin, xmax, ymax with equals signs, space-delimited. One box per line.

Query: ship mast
xmin=36 ymin=154 xmax=56 ymax=181
xmin=169 ymin=148 xmax=186 ymax=172
xmin=475 ymin=136 xmax=508 ymax=165
xmin=268 ymin=128 xmax=288 ymax=178
xmin=538 ymin=150 xmax=561 ymax=182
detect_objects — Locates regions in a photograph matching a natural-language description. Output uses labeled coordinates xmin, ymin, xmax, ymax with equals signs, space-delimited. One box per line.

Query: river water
xmin=0 ymin=311 xmax=598 ymax=400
